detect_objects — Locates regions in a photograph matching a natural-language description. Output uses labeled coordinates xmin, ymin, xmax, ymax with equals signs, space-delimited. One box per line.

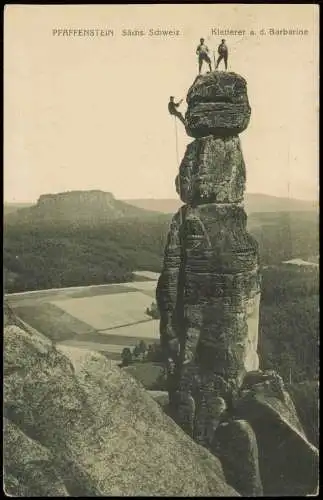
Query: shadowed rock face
xmin=4 ymin=418 xmax=69 ymax=497
xmin=287 ymin=381 xmax=319 ymax=448
xmin=234 ymin=371 xmax=319 ymax=496
xmin=212 ymin=419 xmax=263 ymax=497
xmin=185 ymin=72 xmax=251 ymax=138
xmin=4 ymin=322 xmax=239 ymax=497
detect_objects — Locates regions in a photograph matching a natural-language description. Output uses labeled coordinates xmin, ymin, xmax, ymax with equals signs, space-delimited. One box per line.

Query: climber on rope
xmin=168 ymin=96 xmax=186 ymax=126
xmin=196 ymin=38 xmax=212 ymax=74
xmin=215 ymin=39 xmax=229 ymax=70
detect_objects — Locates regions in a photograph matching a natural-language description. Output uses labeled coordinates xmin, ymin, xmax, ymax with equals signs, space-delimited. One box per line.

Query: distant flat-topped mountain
xmin=124 ymin=194 xmax=318 ymax=214
xmin=4 ymin=190 xmax=158 ymax=225
xmin=4 ymin=191 xmax=318 ymax=225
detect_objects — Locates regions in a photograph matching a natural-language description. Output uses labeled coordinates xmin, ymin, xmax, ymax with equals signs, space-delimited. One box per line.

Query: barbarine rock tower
xmin=156 ymin=72 xmax=318 ymax=496
xmin=157 ymin=71 xmax=260 ymax=440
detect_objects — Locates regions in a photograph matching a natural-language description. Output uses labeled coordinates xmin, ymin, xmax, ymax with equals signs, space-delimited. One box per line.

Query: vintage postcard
xmin=4 ymin=4 xmax=319 ymax=497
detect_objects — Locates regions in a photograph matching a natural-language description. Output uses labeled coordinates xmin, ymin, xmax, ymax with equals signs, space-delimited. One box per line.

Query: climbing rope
xmin=173 ymin=115 xmax=180 ymax=167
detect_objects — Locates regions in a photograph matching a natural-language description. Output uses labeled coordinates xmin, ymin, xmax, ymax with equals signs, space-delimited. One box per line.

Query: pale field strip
xmin=125 ymin=281 xmax=159 ymax=291
xmin=6 ymin=285 xmax=138 ymax=308
xmin=6 ymin=281 xmax=158 ymax=307
xmin=133 ymin=271 xmax=160 ymax=280
xmin=124 ymin=280 xmax=158 ymax=299
xmin=50 ymin=292 xmax=156 ymax=330
xmin=58 ymin=341 xmax=135 ymax=353
xmin=282 ymin=258 xmax=319 ymax=267
xmin=55 ymin=319 xmax=160 ymax=360
xmin=5 ymin=272 xmax=159 ymax=298
xmin=5 ymin=283 xmax=121 ymax=297
xmin=99 ymin=319 xmax=160 ymax=339
xmin=57 ymin=319 xmax=160 ymax=359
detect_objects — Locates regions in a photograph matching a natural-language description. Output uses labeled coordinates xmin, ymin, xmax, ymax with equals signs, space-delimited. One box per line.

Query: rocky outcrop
xmin=175 ymin=135 xmax=246 ymax=204
xmin=157 ymin=71 xmax=260 ymax=442
xmin=287 ymin=381 xmax=319 ymax=449
xmin=156 ymin=71 xmax=319 ymax=496
xmin=4 ymin=322 xmax=238 ymax=497
xmin=234 ymin=371 xmax=319 ymax=496
xmin=185 ymin=72 xmax=251 ymax=138
xmin=4 ymin=418 xmax=69 ymax=496
xmin=212 ymin=419 xmax=263 ymax=497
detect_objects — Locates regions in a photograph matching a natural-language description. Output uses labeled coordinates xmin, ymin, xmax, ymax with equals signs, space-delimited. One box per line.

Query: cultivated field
xmin=13 ymin=302 xmax=96 ymax=343
xmin=51 ymin=292 xmax=154 ymax=330
xmin=6 ymin=276 xmax=160 ymax=361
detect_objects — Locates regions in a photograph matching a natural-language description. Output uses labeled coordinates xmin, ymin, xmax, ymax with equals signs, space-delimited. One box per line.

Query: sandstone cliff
xmin=4 ymin=314 xmax=238 ymax=497
xmin=157 ymin=71 xmax=261 ymax=441
xmin=156 ymin=71 xmax=319 ymax=496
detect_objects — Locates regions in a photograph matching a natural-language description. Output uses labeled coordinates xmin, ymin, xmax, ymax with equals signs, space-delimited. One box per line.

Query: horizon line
xmin=4 ymin=190 xmax=319 ymax=205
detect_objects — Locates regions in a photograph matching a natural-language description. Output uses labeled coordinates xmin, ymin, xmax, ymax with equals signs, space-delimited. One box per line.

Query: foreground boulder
xmin=4 ymin=323 xmax=238 ymax=497
xmin=287 ymin=381 xmax=319 ymax=448
xmin=232 ymin=371 xmax=319 ymax=496
xmin=4 ymin=418 xmax=69 ymax=497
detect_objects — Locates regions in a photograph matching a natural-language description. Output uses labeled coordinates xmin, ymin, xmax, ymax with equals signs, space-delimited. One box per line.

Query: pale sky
xmin=4 ymin=4 xmax=319 ymax=203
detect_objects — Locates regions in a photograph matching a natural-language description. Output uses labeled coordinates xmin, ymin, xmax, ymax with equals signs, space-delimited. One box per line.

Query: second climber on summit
xmin=215 ymin=39 xmax=229 ymax=70
xmin=168 ymin=96 xmax=186 ymax=125
xmin=196 ymin=38 xmax=212 ymax=74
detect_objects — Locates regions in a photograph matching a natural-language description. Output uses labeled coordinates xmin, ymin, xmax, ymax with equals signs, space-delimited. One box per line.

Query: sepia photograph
xmin=3 ymin=4 xmax=319 ymax=496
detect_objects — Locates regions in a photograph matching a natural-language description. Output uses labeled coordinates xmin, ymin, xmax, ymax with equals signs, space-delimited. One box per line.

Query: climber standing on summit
xmin=215 ymin=39 xmax=229 ymax=70
xmin=168 ymin=96 xmax=186 ymax=126
xmin=196 ymin=38 xmax=212 ymax=74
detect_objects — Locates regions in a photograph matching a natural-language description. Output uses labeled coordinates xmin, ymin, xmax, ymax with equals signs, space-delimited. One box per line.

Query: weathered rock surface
xmin=4 ymin=418 xmax=69 ymax=497
xmin=157 ymin=203 xmax=261 ymax=426
xmin=157 ymin=69 xmax=318 ymax=497
xmin=4 ymin=323 xmax=239 ymax=497
xmin=185 ymin=72 xmax=251 ymax=138
xmin=287 ymin=381 xmax=319 ymax=448
xmin=140 ymin=378 xmax=319 ymax=496
xmin=212 ymin=419 xmax=263 ymax=497
xmin=235 ymin=370 xmax=319 ymax=496
xmin=176 ymin=135 xmax=246 ymax=204
xmin=157 ymin=71 xmax=260 ymax=450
